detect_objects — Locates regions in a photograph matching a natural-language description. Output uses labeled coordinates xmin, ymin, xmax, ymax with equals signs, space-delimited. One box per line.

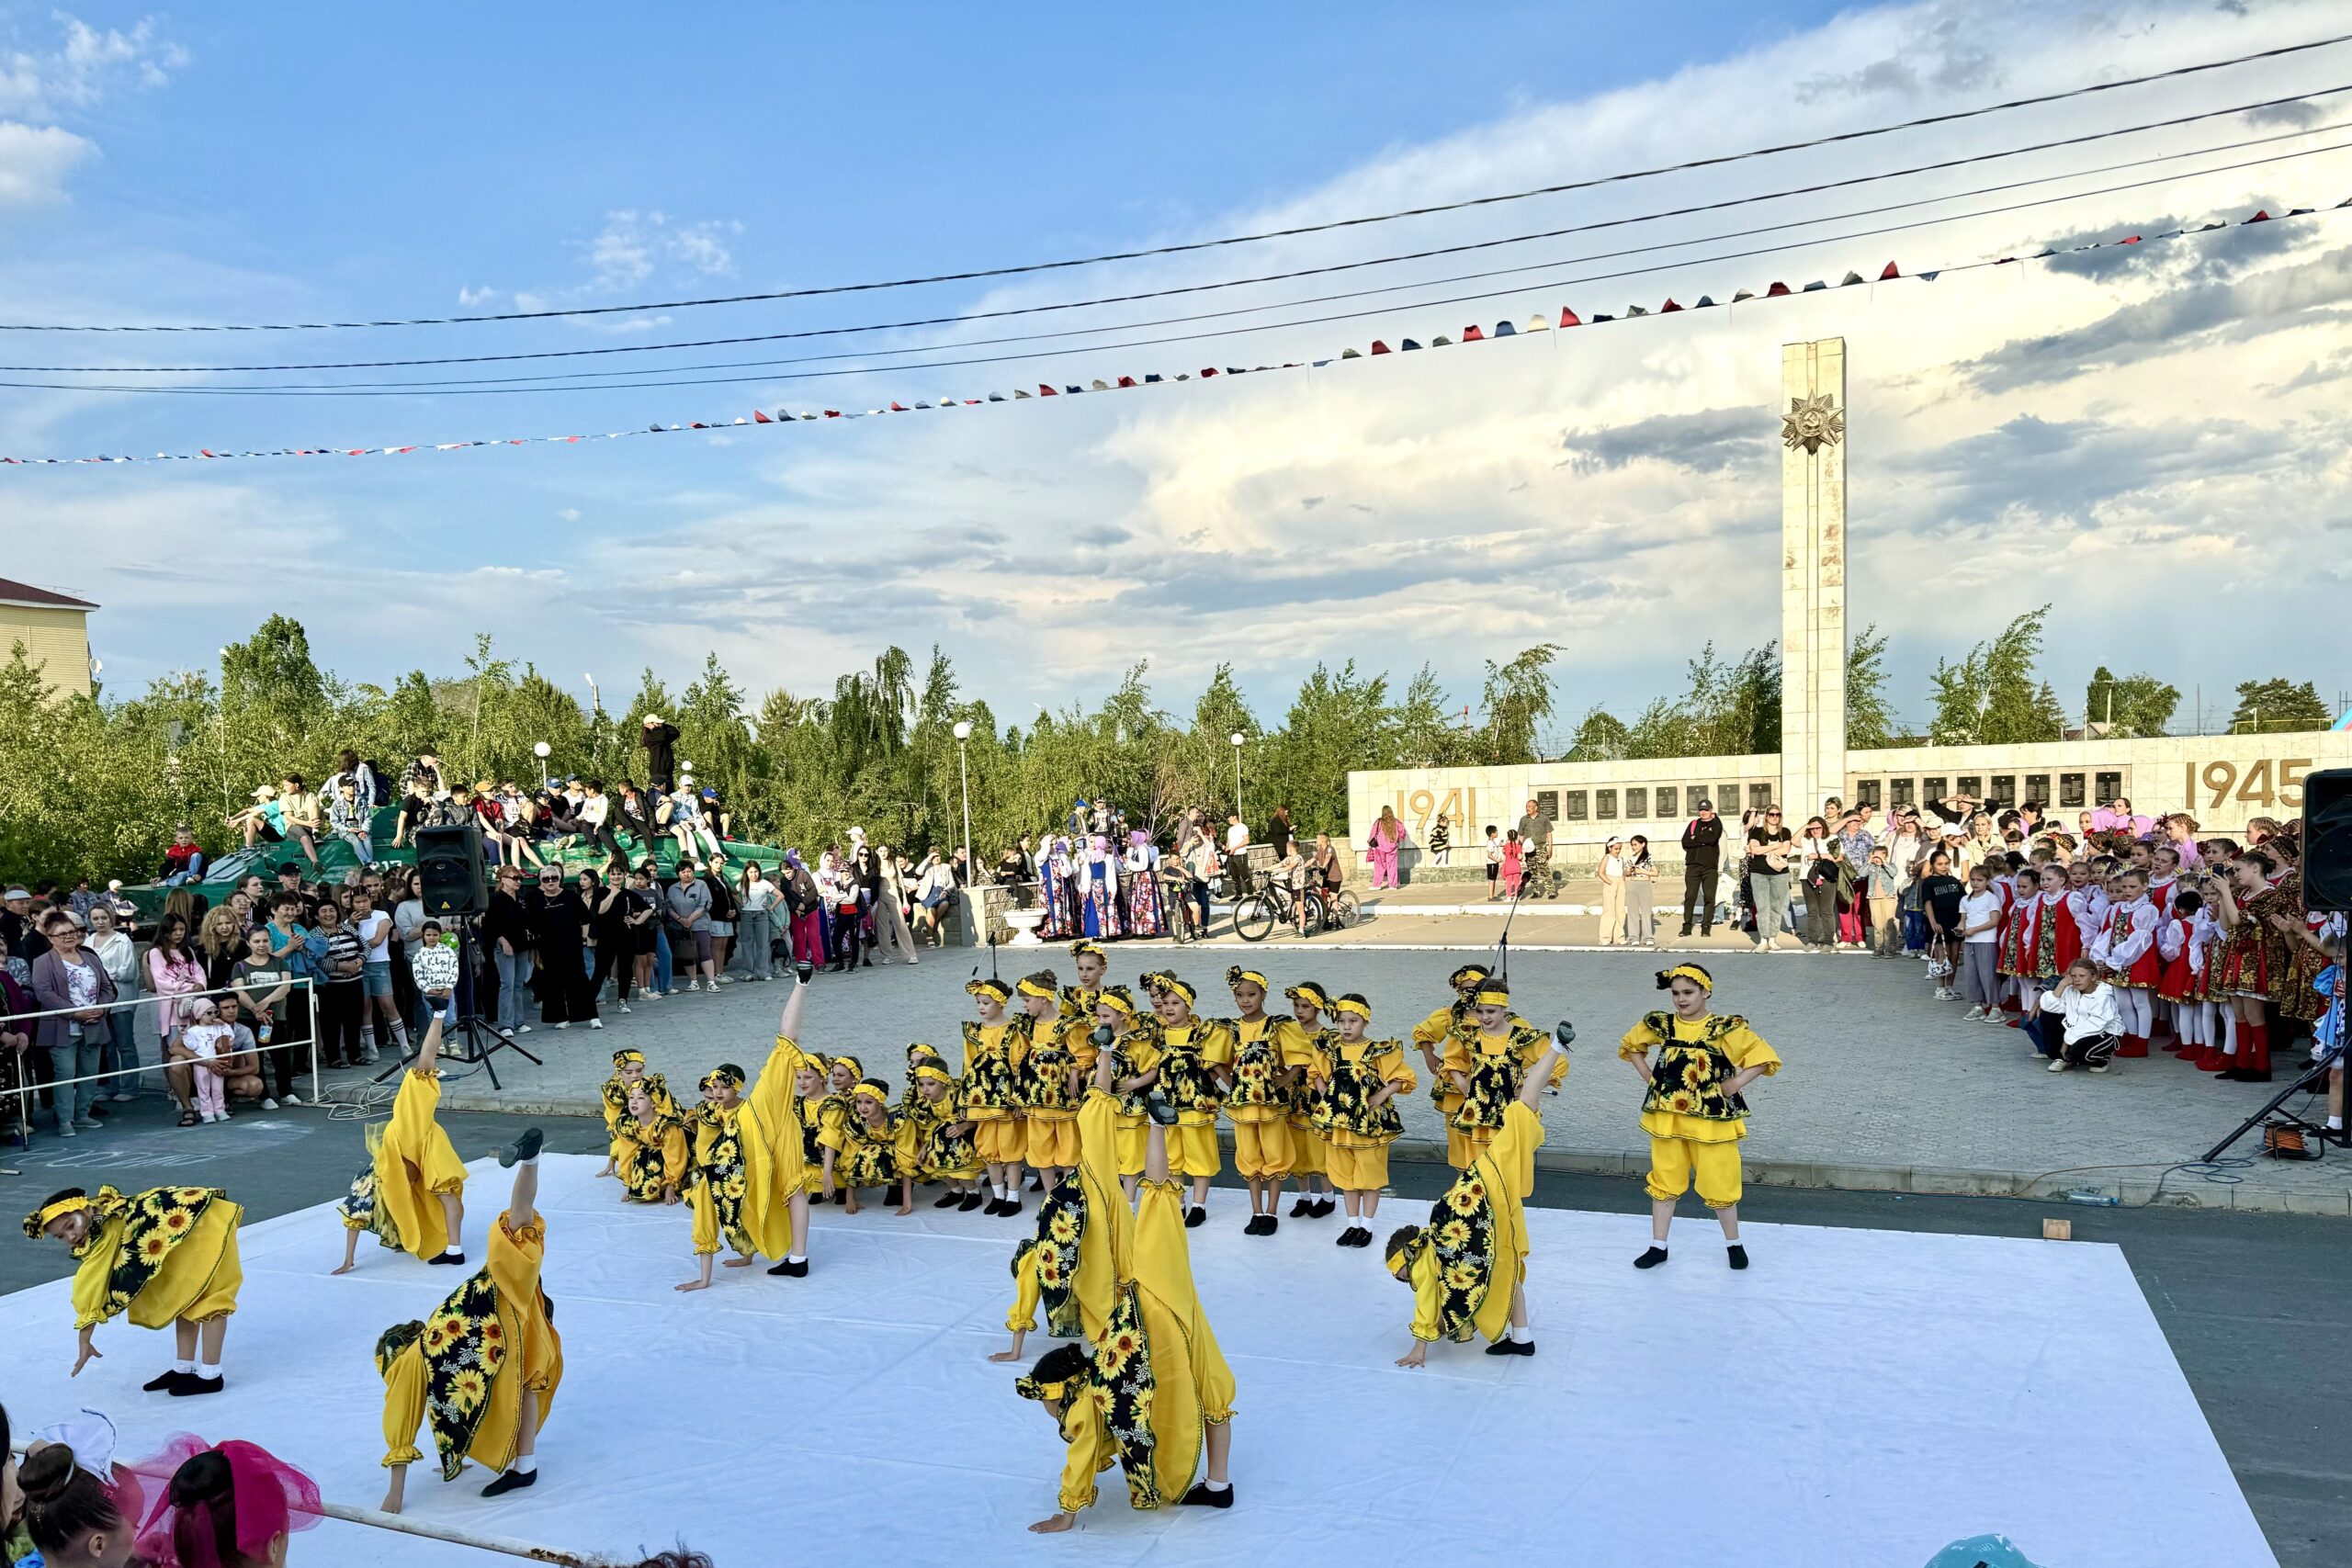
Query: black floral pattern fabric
xmin=1091 ymin=1280 xmax=1161 ymax=1509
xmin=79 ymin=1186 xmax=221 ymax=1326
xmin=1421 ymin=1165 xmax=1499 ymax=1341
xmin=688 ymin=1103 xmax=753 ymax=1254
xmin=1013 ymin=1180 xmax=1086 ymax=1339
xmin=1634 ymin=1010 xmax=1753 ymax=1122
xmin=418 ymin=1270 xmax=507 ymax=1480
xmin=1447 ymin=1020 xmax=1547 ymax=1134
xmin=1318 ymin=1041 xmax=1407 ymax=1139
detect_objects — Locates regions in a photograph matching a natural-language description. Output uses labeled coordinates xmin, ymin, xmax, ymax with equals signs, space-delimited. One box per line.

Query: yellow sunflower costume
xmin=613 ymin=1094 xmax=689 ymax=1204
xmin=1616 ymin=976 xmax=1781 ymax=1211
xmin=1019 ymin=977 xmax=1086 ymax=1171
xmin=378 ymin=1212 xmax=563 ymax=1480
xmin=906 ymin=1062 xmax=983 ymax=1183
xmin=1386 ymin=1096 xmax=1544 ymax=1348
xmin=1140 ymin=973 xmax=1233 ymax=1180
xmin=1014 ymin=1085 xmax=1237 ymax=1517
xmin=1315 ymin=1013 xmax=1418 ymax=1194
xmin=1440 ymin=992 xmax=1558 ymax=1166
xmin=821 ymin=1079 xmax=913 ymax=1190
xmin=1005 ymin=1176 xmax=1087 ymax=1341
xmin=27 ymin=1185 xmax=243 ymax=1337
xmin=1223 ymin=967 xmax=1310 ymax=1181
xmin=684 ymin=1033 xmax=810 ymax=1260
xmin=960 ymin=979 xmax=1028 ymax=1168
xmin=1413 ymin=964 xmax=1489 ymax=1166
xmin=341 ymin=1066 xmax=469 ymax=1261
xmin=1093 ymin=986 xmax=1164 ymax=1176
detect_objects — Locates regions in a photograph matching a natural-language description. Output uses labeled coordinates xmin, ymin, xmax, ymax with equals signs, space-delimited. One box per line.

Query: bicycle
xmin=1321 ymin=886 xmax=1362 ymax=930
xmin=1233 ymin=874 xmax=1327 ymax=942
xmin=1158 ymin=872 xmax=1200 ymax=944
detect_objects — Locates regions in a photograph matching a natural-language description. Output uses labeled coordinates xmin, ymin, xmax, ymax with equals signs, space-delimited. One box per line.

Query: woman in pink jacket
xmin=145 ymin=912 xmax=208 ymax=1057
xmin=1367 ymin=807 xmax=1403 ymax=891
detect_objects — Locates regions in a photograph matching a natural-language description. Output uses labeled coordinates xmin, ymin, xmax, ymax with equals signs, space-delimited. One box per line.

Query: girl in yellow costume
xmin=960 ymin=976 xmax=1029 ymax=1217
xmin=787 ymin=1045 xmax=836 ymax=1200
xmin=1438 ymin=979 xmax=1560 ymax=1166
xmin=1387 ymin=1037 xmax=1562 ymax=1365
xmin=1016 ymin=971 xmax=1087 ymax=1190
xmin=333 ymin=1011 xmax=469 ymax=1274
xmin=1091 ymin=984 xmax=1163 ymax=1195
xmin=1281 ymin=981 xmax=1339 ymax=1221
xmin=378 ymin=1126 xmax=560 ymax=1507
xmin=989 ymin=1122 xmax=1089 ymax=1366
xmin=813 ymin=1053 xmax=861 ymax=1203
xmin=1413 ymin=963 xmax=1490 ymax=1166
xmin=1619 ymin=963 xmax=1781 ymax=1271
xmin=1015 ymin=1050 xmax=1238 ymax=1534
xmin=909 ymin=1059 xmax=985 ymax=1210
xmin=823 ymin=1078 xmax=916 ymax=1214
xmin=1223 ymin=966 xmax=1311 ymax=1235
xmin=1140 ymin=972 xmax=1235 ymax=1227
xmin=595 ymin=1049 xmax=677 ymax=1180
xmin=679 ymin=980 xmax=818 ymax=1289
xmin=26 ymin=1182 xmax=244 ymax=1397
xmin=612 ymin=1086 xmax=688 ymax=1205
xmin=1313 ymin=992 xmax=1417 ymax=1248
xmin=1063 ymin=939 xmax=1109 ymax=1023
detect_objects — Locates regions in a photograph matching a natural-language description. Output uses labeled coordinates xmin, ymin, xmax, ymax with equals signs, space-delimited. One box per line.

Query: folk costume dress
xmin=1386 ymin=1098 xmax=1544 ymax=1348
xmin=1005 ymin=1170 xmax=1087 ymax=1343
xmin=1440 ymin=1003 xmax=1557 ymax=1166
xmin=600 ymin=1050 xmax=678 ymax=1152
xmin=612 ymin=1095 xmax=689 ymax=1204
xmin=340 ymin=1066 xmax=469 ymax=1261
xmin=1094 ymin=987 xmax=1165 ymax=1176
xmin=378 ymin=1211 xmax=563 ymax=1483
xmin=684 ymin=1034 xmax=808 ymax=1261
xmin=1020 ymin=995 xmax=1089 ymax=1172
xmin=1143 ymin=978 xmax=1235 ymax=1180
xmin=1015 ymin=1086 xmax=1237 ymax=1517
xmin=823 ymin=1080 xmax=913 ymax=1190
xmin=960 ymin=985 xmax=1028 ymax=1167
xmin=907 ymin=1063 xmax=984 ymax=1183
xmin=1079 ymin=837 xmax=1124 ymax=942
xmin=1315 ymin=1025 xmax=1417 ymax=1193
xmin=1616 ymin=1005 xmax=1781 ymax=1211
xmin=28 ymin=1186 xmax=243 ymax=1339
xmin=1996 ymin=890 xmax=2063 ymax=987
xmin=1123 ymin=836 xmax=1165 ymax=938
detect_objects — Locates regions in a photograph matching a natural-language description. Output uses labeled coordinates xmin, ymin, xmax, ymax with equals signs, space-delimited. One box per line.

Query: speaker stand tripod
xmin=2200 ymin=1049 xmax=2338 ymax=1165
xmin=373 ymin=922 xmax=542 ymax=1091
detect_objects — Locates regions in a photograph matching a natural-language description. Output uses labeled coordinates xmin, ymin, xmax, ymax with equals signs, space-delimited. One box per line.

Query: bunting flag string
xmin=3 ymin=197 xmax=2343 ymax=468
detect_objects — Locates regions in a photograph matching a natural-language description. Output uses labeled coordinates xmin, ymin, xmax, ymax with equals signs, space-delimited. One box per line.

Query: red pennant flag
xmin=889 ymin=401 xmax=908 ymax=412
xmin=2120 ymin=236 xmax=2141 ymax=245
xmin=823 ymin=410 xmax=841 ymax=418
xmin=752 ymin=409 xmax=774 ymax=423
xmin=1766 ymin=282 xmax=1791 ymax=297
xmin=1462 ymin=324 xmax=1485 ymax=341
xmin=200 ymin=449 xmax=216 ymax=458
xmin=1117 ymin=375 xmax=1136 ymax=388
xmin=1660 ymin=299 xmax=1682 ymax=313
xmin=1558 ymin=308 xmax=1581 ymax=328
xmin=1038 ymin=384 xmax=1057 ymax=396
xmin=1201 ymin=367 xmax=1217 ymax=377
xmin=2247 ymin=209 xmax=2270 ymax=222
xmin=1879 ymin=262 xmax=1900 ymax=280
xmin=1369 ymin=340 xmax=1391 ymax=354
xmin=689 ymin=422 xmax=707 ymax=429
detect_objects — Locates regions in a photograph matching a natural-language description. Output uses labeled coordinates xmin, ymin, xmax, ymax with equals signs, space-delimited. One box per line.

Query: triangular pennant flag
xmin=2247 ymin=209 xmax=2270 ymax=222
xmin=1526 ymin=313 xmax=1550 ymax=331
xmin=1732 ymin=288 xmax=1754 ymax=302
xmin=888 ymin=401 xmax=908 ymax=412
xmin=1226 ymin=367 xmax=1246 ymax=376
xmin=1839 ymin=271 xmax=1864 ymax=286
xmin=1145 ymin=372 xmax=1164 ymax=382
xmin=1430 ymin=334 xmax=1453 ymax=346
xmin=1766 ymin=282 xmax=1791 ymax=297
xmin=1801 ymin=280 xmax=1827 ymax=292
xmin=752 ymin=409 xmax=774 ymax=423
xmin=1558 ymin=308 xmax=1580 ymax=327
xmin=1038 ymin=384 xmax=1057 ymax=396
xmin=915 ymin=400 xmax=933 ymax=410
xmin=1091 ymin=378 xmax=1110 ymax=390
xmin=1918 ymin=270 xmax=1940 ymax=281
xmin=2288 ymin=208 xmax=2313 ymax=217
xmin=1463 ymin=324 xmax=1485 ymax=341
xmin=1491 ymin=321 xmax=1515 ymax=336
xmin=823 ymin=410 xmax=841 ymax=418
xmin=1014 ymin=389 xmax=1032 ymax=399
xmin=1624 ymin=306 xmax=1647 ymax=317
xmin=1879 ymin=261 xmax=1900 ymax=279
xmin=1200 ymin=367 xmax=1217 ymax=377
xmin=1117 ymin=375 xmax=1136 ymax=388
xmin=1399 ymin=338 xmax=1421 ymax=350
xmin=1590 ymin=312 xmax=1614 ymax=322
xmin=1694 ymin=295 xmax=1717 ymax=308
xmin=1370 ymin=340 xmax=1392 ymax=354
xmin=1660 ymin=298 xmax=1682 ymax=312
xmin=1340 ymin=346 xmax=1363 ymax=358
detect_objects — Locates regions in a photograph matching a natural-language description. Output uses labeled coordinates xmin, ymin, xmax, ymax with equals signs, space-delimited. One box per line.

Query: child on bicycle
xmin=1277 ymin=843 xmax=1312 ymax=938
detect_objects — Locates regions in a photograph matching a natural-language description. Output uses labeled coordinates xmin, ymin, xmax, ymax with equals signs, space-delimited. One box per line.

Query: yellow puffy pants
xmin=1024 ymin=1113 xmax=1078 ymax=1170
xmin=1168 ymin=1122 xmax=1221 ymax=1179
xmin=1645 ymin=1135 xmax=1743 ymax=1209
xmin=975 ymin=1117 xmax=1025 ymax=1166
xmin=1231 ymin=1116 xmax=1293 ymax=1179
xmin=1326 ymin=1142 xmax=1389 ymax=1193
xmin=1288 ymin=1120 xmax=1326 ymax=1177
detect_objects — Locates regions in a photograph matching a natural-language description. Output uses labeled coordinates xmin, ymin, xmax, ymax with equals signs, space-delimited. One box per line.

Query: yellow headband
xmin=1015 ymin=1373 xmax=1073 ymax=1404
xmin=1096 ymin=987 xmax=1136 ymax=1017
xmin=1450 ymin=964 xmax=1493 ymax=988
xmin=854 ymin=1078 xmax=890 ymax=1104
xmin=1284 ymin=981 xmax=1330 ymax=1010
xmin=1069 ymin=941 xmax=1105 ymax=963
xmin=612 ymin=1049 xmax=646 ymax=1068
xmin=1657 ymin=963 xmax=1714 ymax=992
xmin=914 ymin=1063 xmax=952 ymax=1084
xmin=1145 ymin=972 xmax=1196 ymax=1007
xmin=1333 ymin=997 xmax=1372 ymax=1021
xmin=967 ymin=977 xmax=1012 ymax=1001
xmin=1016 ymin=977 xmax=1056 ymax=999
xmin=1226 ymin=965 xmax=1269 ymax=992
xmin=700 ymin=1066 xmax=744 ymax=1091
xmin=831 ymin=1054 xmax=865 ymax=1081
xmin=1475 ymin=987 xmax=1511 ymax=1008
xmin=906 ymin=1043 xmax=942 ymax=1062
xmin=23 ymin=1194 xmax=90 ymax=1239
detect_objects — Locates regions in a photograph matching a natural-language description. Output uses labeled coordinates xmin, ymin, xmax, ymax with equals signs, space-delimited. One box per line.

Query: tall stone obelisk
xmin=1779 ymin=338 xmax=1847 ymax=819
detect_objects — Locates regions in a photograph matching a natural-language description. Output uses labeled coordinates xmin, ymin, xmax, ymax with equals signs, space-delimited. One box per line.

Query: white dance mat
xmin=0 ymin=1155 xmax=2274 ymax=1567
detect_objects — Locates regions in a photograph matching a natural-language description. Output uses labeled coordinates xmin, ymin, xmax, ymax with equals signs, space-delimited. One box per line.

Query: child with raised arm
xmin=1389 ymin=1035 xmax=1563 ymax=1364
xmin=680 ymin=977 xmax=817 ymax=1289
xmin=1014 ymin=1046 xmax=1237 ymax=1533
xmin=334 ymin=1010 xmax=469 ymax=1274
xmin=378 ymin=1125 xmax=559 ymax=1508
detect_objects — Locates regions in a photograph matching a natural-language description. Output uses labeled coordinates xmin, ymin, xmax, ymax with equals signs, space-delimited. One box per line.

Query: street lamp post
xmin=1229 ymin=731 xmax=1246 ymax=824
xmin=532 ymin=740 xmax=551 ymax=790
xmin=953 ymin=721 xmax=974 ymax=870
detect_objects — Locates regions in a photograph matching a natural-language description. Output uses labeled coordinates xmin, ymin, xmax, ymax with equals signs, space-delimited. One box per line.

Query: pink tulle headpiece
xmin=130 ymin=1436 xmax=322 ymax=1568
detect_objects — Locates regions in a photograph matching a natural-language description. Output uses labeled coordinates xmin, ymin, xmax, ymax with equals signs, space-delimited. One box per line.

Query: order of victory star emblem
xmin=1781 ymin=392 xmax=1843 ymax=455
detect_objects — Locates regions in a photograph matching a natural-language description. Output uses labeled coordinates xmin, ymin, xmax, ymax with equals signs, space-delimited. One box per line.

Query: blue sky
xmin=6 ymin=0 xmax=2351 ymax=737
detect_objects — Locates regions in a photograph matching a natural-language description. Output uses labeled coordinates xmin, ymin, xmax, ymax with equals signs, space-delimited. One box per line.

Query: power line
xmin=6 ymin=147 xmax=2339 ymax=401
xmin=6 ymin=28 xmax=2350 ymax=336
xmin=14 ymin=84 xmax=2346 ymax=377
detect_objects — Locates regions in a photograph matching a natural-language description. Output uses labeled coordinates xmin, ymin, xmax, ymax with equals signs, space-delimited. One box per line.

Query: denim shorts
xmin=362 ymin=962 xmax=394 ymax=998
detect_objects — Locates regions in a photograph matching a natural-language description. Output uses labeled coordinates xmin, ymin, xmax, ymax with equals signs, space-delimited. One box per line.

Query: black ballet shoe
xmin=1311 ymin=1197 xmax=1337 ymax=1218
xmin=1335 ymin=1226 xmax=1355 ymax=1247
xmin=169 ymin=1372 xmax=225 ymax=1396
xmin=1026 ymin=1174 xmax=1045 ymax=1191
xmin=982 ymin=1197 xmax=1005 ymax=1215
xmin=1288 ymin=1196 xmax=1312 ymax=1217
xmin=933 ymin=1191 xmax=960 ymax=1208
xmin=1001 ymin=1197 xmax=1022 ymax=1217
xmin=1634 ymin=1246 xmax=1669 ymax=1269
xmin=959 ymin=1192 xmax=986 ymax=1212
xmin=766 ymin=1258 xmax=808 ymax=1277
xmin=1180 ymin=1482 xmax=1234 ymax=1509
xmin=481 ymin=1468 xmax=537 ymax=1497
xmin=1484 ymin=1337 xmax=1535 ymax=1357
xmin=1184 ymin=1205 xmax=1206 ymax=1229
xmin=498 ymin=1126 xmax=545 ymax=1168
xmin=144 ymin=1369 xmax=190 ymax=1393
xmin=1726 ymin=1245 xmax=1749 ymax=1270
xmin=429 ymin=1250 xmax=468 ymax=1266
xmin=1143 ymin=1089 xmax=1178 ymax=1127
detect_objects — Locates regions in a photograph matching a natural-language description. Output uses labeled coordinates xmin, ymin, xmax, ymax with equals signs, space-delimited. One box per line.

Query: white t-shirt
xmin=1960 ymin=889 xmax=2004 ymax=942
xmin=1225 ymin=824 xmax=1249 ymax=853
xmin=354 ymin=909 xmax=393 ymax=964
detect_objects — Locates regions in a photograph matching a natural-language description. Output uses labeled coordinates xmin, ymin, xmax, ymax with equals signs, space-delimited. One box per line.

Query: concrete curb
xmin=318 ymin=1089 xmax=2350 ymax=1217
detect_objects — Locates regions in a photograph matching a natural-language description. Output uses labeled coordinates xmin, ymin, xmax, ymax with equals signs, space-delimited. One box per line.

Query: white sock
xmin=1506 ymin=1324 xmax=1528 ymax=1342
xmin=512 ymin=1455 xmax=537 ymax=1475
xmin=1725 ymin=1236 xmax=1743 ymax=1248
xmin=196 ymin=1361 xmax=220 ymax=1379
xmin=1203 ymin=1479 xmax=1229 ymax=1493
xmin=2330 ymin=1116 xmax=2345 ymax=1131
xmin=175 ymin=1358 xmax=197 ymax=1374
xmin=786 ymin=1254 xmax=806 ymax=1263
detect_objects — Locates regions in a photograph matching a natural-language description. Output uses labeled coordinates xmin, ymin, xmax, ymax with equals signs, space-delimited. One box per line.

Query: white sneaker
xmin=714 ymin=976 xmax=732 ymax=987
xmin=645 ymin=990 xmax=665 ymax=999
xmin=261 ymin=1097 xmax=279 ymax=1110
xmin=1963 ymin=1006 xmax=1986 ymax=1021
xmin=2047 ymin=1059 xmax=2068 ymax=1071
xmin=589 ymin=1019 xmax=604 ymax=1030
xmin=618 ymin=1003 xmax=632 ymax=1014
xmin=554 ymin=1021 xmax=571 ymax=1030
xmin=282 ymin=1092 xmax=302 ymax=1105
xmin=515 ymin=1024 xmax=533 ymax=1035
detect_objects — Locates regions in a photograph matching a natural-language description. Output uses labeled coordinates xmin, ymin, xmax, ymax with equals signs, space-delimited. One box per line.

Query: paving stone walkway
xmin=314 ymin=941 xmax=2351 ymax=1215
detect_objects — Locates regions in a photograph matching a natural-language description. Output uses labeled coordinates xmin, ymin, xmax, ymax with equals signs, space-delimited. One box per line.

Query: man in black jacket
xmin=1679 ymin=800 xmax=1724 ymax=937
xmin=639 ymin=714 xmax=681 ymax=792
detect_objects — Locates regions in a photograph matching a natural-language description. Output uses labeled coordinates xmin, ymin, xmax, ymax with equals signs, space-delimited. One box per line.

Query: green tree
xmin=1479 ymin=644 xmax=1560 ymax=763
xmin=1391 ymin=665 xmax=1466 ymax=769
xmin=1928 ymin=607 xmax=2065 ymax=746
xmin=1564 ymin=706 xmax=1629 ymax=761
xmin=2084 ymin=666 xmax=2180 ymax=739
xmin=1845 ymin=623 xmax=1897 ymax=749
xmin=2229 ymin=677 xmax=2331 ymax=734
xmin=1265 ymin=661 xmax=1391 ymax=834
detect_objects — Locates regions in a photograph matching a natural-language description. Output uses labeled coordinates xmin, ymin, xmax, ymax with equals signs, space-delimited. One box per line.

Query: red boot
xmin=2117 ymin=1034 xmax=2149 ymax=1058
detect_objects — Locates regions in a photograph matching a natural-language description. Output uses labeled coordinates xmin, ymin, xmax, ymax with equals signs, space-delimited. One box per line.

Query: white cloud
xmin=0 ymin=118 xmax=92 ymax=204
xmin=0 ymin=13 xmax=184 ymax=118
